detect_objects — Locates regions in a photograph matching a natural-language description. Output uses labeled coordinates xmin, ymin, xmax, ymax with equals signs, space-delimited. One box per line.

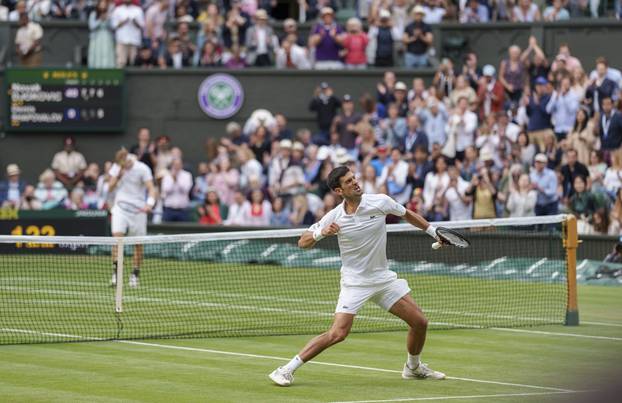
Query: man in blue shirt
xmin=529 ymin=153 xmax=559 ymax=216
xmin=546 ymin=76 xmax=579 ymax=141
xmin=526 ymin=76 xmax=553 ymax=150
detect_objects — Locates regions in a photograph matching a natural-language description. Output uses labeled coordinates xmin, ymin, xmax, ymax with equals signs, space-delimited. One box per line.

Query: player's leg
xmin=269 ymin=284 xmax=368 ymax=386
xmin=269 ymin=313 xmax=354 ymax=386
xmin=298 ymin=312 xmax=354 ymax=362
xmin=377 ymin=279 xmax=445 ymax=380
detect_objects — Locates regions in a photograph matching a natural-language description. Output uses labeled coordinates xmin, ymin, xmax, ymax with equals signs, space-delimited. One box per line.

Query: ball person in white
xmin=108 ymin=148 xmax=157 ymax=288
xmin=269 ymin=166 xmax=446 ymax=386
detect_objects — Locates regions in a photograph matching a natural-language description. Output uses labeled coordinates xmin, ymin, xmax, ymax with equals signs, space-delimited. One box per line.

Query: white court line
xmin=582 ymin=320 xmax=622 ymax=328
xmin=0 ymin=328 xmax=572 ymax=393
xmin=329 ymin=390 xmax=582 ymax=403
xmin=490 ymin=327 xmax=622 ymax=341
xmin=117 ymin=340 xmax=573 ymax=392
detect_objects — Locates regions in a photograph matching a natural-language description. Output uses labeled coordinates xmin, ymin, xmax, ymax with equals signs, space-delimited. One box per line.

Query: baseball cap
xmin=412 ymin=5 xmax=425 ymax=15
xmin=293 ymin=142 xmax=305 ymax=151
xmin=395 ymin=81 xmax=407 ymax=91
xmin=279 ymin=139 xmax=293 ymax=149
xmin=320 ymin=7 xmax=334 ymax=15
xmin=320 ymin=81 xmax=330 ymax=89
xmin=342 ymin=94 xmax=352 ymax=102
xmin=483 ymin=64 xmax=496 ymax=77
xmin=6 ymin=164 xmax=20 ymax=176
xmin=535 ymin=76 xmax=548 ymax=86
xmin=379 ymin=9 xmax=391 ymax=19
xmin=534 ymin=153 xmax=547 ymax=163
xmin=377 ymin=144 xmax=388 ymax=153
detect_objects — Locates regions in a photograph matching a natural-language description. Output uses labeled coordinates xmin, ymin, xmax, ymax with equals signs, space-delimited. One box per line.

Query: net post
xmin=563 ymin=214 xmax=579 ymax=326
xmin=115 ymin=238 xmax=124 ymax=314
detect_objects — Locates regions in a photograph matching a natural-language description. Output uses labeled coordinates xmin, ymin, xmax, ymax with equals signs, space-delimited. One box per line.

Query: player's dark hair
xmin=327 ymin=166 xmax=350 ymax=191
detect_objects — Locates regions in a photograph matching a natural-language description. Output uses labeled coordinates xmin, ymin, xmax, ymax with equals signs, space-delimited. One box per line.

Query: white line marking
xmin=582 ymin=320 xmax=622 ymax=328
xmin=118 ymin=340 xmax=572 ymax=392
xmin=491 ymin=327 xmax=622 ymax=341
xmin=0 ymin=327 xmax=574 ymax=393
xmin=329 ymin=391 xmax=581 ymax=403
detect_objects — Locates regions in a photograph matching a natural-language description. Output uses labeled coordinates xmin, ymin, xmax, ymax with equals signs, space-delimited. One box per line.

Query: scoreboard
xmin=4 ymin=68 xmax=126 ymax=132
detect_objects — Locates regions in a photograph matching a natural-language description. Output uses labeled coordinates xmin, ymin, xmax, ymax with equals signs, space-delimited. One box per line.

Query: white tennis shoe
xmin=269 ymin=367 xmax=294 ymax=386
xmin=129 ymin=274 xmax=139 ymax=288
xmin=402 ymin=363 xmax=446 ymax=380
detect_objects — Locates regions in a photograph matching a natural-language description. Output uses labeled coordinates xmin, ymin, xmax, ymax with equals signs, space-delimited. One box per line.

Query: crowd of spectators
xmin=2 ymin=40 xmax=622 ymax=235
xmin=4 ymin=0 xmax=622 ymax=68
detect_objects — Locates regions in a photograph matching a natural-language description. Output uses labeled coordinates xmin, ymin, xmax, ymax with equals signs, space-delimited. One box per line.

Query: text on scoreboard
xmin=4 ymin=68 xmax=126 ymax=132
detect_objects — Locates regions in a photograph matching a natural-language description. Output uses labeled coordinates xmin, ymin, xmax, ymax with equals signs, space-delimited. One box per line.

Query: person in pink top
xmin=337 ymin=18 xmax=368 ymax=70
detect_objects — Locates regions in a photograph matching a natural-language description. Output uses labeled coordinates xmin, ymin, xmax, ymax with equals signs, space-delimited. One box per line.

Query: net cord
xmin=0 ymin=214 xmax=569 ymax=246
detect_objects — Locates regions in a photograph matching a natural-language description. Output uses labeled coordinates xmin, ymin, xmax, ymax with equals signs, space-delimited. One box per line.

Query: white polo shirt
xmin=111 ymin=160 xmax=152 ymax=212
xmin=308 ymin=193 xmax=407 ymax=287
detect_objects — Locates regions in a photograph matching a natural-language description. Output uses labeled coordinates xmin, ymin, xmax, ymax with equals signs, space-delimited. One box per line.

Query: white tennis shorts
xmin=111 ymin=206 xmax=147 ymax=236
xmin=335 ymin=278 xmax=411 ymax=314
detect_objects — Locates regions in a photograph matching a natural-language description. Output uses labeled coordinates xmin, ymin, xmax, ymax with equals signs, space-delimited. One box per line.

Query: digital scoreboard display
xmin=4 ymin=68 xmax=126 ymax=132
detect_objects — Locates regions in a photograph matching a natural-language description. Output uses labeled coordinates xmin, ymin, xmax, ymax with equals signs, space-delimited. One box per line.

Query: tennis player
xmin=269 ymin=166 xmax=446 ymax=386
xmin=108 ymin=148 xmax=157 ymax=288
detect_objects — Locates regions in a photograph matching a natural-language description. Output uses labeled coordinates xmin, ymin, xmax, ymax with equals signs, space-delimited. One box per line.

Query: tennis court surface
xmin=1 ymin=217 xmax=621 ymax=402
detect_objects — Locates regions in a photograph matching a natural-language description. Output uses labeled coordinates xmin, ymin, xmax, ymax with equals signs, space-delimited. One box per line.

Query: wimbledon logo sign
xmin=197 ymin=74 xmax=244 ymax=119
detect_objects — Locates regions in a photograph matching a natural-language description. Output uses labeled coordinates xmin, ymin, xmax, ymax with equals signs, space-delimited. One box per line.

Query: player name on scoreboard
xmin=4 ymin=68 xmax=126 ymax=132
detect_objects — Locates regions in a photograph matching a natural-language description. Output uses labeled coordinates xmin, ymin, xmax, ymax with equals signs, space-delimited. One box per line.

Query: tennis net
xmin=0 ymin=214 xmax=577 ymax=344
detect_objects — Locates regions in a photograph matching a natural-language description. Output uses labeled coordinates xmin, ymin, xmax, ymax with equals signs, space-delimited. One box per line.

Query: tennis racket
xmin=116 ymin=201 xmax=145 ymax=214
xmin=432 ymin=227 xmax=471 ymax=249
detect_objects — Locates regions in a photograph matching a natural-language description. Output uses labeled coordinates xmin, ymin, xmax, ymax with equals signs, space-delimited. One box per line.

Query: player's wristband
xmin=146 ymin=196 xmax=156 ymax=208
xmin=425 ymin=225 xmax=438 ymax=239
xmin=312 ymin=228 xmax=325 ymax=242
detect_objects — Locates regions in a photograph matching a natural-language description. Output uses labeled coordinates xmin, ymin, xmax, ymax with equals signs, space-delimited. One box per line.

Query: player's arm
xmin=142 ymin=179 xmax=157 ymax=213
xmin=403 ymin=209 xmax=442 ymax=242
xmin=298 ymin=223 xmax=340 ymax=249
xmin=107 ymin=164 xmax=123 ymax=193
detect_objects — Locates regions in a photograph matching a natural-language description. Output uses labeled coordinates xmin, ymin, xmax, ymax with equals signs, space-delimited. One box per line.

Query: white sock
xmin=407 ymin=353 xmax=420 ymax=369
xmin=283 ymin=355 xmax=304 ymax=373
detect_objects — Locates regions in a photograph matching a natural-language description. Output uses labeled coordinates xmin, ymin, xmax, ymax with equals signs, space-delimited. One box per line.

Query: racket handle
xmin=432 ymin=241 xmax=442 ymax=250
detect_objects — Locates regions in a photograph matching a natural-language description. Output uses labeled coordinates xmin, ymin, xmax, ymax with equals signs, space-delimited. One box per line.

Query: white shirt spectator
xmin=0 ymin=5 xmax=9 ymax=20
xmin=15 ymin=21 xmax=43 ymax=55
xmin=378 ymin=159 xmax=410 ymax=204
xmin=423 ymin=171 xmax=450 ymax=213
xmin=275 ymin=43 xmax=311 ymax=69
xmin=247 ymin=200 xmax=272 ymax=226
xmin=423 ymin=5 xmax=446 ymax=24
xmin=224 ymin=200 xmax=251 ymax=225
xmin=507 ymin=190 xmax=537 ymax=217
xmin=161 ymin=168 xmax=193 ymax=209
xmin=240 ymin=158 xmax=264 ymax=190
xmin=28 ymin=0 xmax=51 ymax=21
xmin=603 ymin=167 xmax=622 ymax=194
xmin=446 ymin=110 xmax=478 ymax=153
xmin=51 ymin=150 xmax=87 ymax=177
xmin=444 ymin=178 xmax=472 ymax=220
xmin=111 ymin=3 xmax=145 ymax=46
